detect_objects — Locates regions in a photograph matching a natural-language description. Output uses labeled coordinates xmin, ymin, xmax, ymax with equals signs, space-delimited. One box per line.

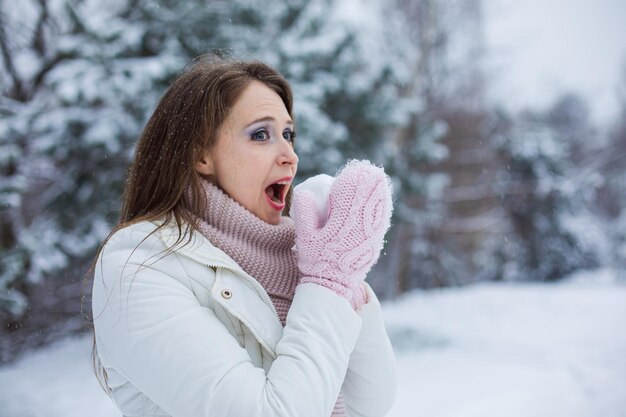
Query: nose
xmin=277 ymin=139 xmax=299 ymax=169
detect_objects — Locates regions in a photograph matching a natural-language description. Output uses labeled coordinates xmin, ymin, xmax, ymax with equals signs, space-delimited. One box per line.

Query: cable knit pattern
xmin=292 ymin=160 xmax=393 ymax=309
xmin=185 ymin=179 xmax=348 ymax=417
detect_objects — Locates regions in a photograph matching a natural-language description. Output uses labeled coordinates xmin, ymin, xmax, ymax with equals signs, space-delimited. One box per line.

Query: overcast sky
xmin=483 ymin=0 xmax=626 ymax=127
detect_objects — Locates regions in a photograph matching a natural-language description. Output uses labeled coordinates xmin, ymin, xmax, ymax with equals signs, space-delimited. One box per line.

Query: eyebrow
xmin=246 ymin=116 xmax=294 ymax=128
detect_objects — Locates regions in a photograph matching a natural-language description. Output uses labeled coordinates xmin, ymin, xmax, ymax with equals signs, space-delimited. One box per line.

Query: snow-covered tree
xmin=493 ymin=105 xmax=602 ymax=282
xmin=0 ymin=0 xmax=184 ymax=318
xmin=601 ymin=66 xmax=626 ymax=277
xmin=374 ymin=0 xmax=494 ymax=293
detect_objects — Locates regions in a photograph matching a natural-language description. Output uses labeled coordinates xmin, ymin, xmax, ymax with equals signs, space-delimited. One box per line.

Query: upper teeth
xmin=275 ymin=181 xmax=288 ymax=185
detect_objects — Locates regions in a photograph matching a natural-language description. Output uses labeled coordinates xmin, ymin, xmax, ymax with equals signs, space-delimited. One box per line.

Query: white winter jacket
xmin=92 ymin=220 xmax=396 ymax=417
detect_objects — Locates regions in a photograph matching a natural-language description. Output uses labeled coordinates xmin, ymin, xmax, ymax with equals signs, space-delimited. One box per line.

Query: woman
xmin=91 ymin=57 xmax=396 ymax=417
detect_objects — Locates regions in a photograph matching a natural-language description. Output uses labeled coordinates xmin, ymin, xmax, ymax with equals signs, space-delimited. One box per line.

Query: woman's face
xmin=196 ymin=81 xmax=298 ymax=225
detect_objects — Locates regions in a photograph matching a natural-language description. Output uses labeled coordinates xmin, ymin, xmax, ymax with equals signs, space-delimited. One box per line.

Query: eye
xmin=251 ymin=128 xmax=270 ymax=141
xmin=283 ymin=129 xmax=296 ymax=143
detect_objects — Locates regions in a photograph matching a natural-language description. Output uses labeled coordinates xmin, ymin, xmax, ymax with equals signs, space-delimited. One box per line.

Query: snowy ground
xmin=385 ymin=269 xmax=626 ymax=417
xmin=1 ymin=269 xmax=625 ymax=417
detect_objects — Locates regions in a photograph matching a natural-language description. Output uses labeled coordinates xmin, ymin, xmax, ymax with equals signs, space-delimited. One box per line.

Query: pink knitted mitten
xmin=292 ymin=160 xmax=393 ymax=308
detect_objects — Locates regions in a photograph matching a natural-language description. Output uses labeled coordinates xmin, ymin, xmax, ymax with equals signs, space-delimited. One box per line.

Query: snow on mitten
xmin=292 ymin=160 xmax=393 ymax=307
xmin=293 ymin=173 xmax=334 ymax=227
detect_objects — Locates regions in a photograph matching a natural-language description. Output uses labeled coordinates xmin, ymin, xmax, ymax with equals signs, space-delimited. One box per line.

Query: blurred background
xmin=0 ymin=0 xmax=625 ymax=416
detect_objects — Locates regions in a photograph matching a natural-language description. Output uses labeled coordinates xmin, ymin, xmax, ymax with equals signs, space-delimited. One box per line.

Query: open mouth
xmin=264 ymin=179 xmax=290 ymax=206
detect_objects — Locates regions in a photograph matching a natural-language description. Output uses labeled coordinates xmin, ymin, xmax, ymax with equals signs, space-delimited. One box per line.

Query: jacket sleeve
xmin=342 ymin=283 xmax=397 ymax=417
xmin=92 ymin=226 xmax=363 ymax=417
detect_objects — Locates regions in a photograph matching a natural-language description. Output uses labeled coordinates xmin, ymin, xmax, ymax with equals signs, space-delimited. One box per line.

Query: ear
xmin=195 ymin=152 xmax=215 ymax=176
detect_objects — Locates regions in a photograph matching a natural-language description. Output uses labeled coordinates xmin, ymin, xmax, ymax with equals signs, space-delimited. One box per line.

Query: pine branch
xmin=32 ymin=0 xmax=49 ymax=56
xmin=0 ymin=7 xmax=27 ymax=101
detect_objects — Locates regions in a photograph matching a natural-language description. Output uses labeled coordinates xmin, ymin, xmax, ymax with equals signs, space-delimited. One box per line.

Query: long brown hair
xmin=89 ymin=56 xmax=295 ymax=393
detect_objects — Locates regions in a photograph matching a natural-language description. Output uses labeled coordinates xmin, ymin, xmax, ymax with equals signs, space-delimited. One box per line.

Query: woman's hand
xmin=292 ymin=160 xmax=393 ymax=308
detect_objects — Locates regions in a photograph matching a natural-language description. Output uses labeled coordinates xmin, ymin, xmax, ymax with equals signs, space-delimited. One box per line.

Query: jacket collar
xmin=157 ymin=222 xmax=243 ymax=270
